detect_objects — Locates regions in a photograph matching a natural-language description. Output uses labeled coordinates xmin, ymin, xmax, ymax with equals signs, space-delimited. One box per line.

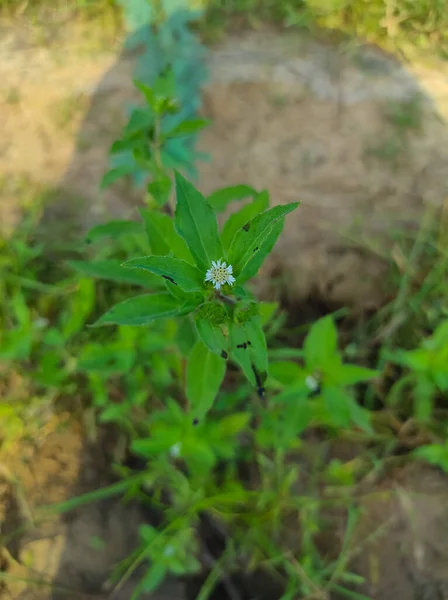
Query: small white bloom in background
xmin=305 ymin=375 xmax=319 ymax=392
xmin=163 ymin=545 xmax=175 ymax=557
xmin=170 ymin=442 xmax=182 ymax=458
xmin=205 ymin=259 xmax=235 ymax=290
xmin=33 ymin=317 xmax=49 ymax=330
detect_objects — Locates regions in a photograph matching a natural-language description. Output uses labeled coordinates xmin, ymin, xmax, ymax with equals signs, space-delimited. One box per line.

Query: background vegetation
xmin=0 ymin=0 xmax=447 ymax=55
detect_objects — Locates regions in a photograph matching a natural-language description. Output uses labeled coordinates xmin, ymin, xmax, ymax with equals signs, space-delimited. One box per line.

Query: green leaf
xmin=348 ymin=399 xmax=373 ymax=433
xmin=236 ymin=218 xmax=284 ymax=284
xmin=140 ymin=209 xmax=192 ymax=261
xmin=269 ymin=361 xmax=302 ymax=386
xmin=414 ymin=377 xmax=436 ymax=422
xmin=221 ymin=192 xmax=269 ymax=250
xmin=134 ymin=80 xmax=155 ymax=108
xmin=207 ymin=185 xmax=258 ymax=213
xmin=183 ymin=438 xmax=216 ymax=475
xmin=259 ymin=302 xmax=279 ymax=327
xmin=186 ymin=341 xmax=226 ymax=419
xmin=414 ymin=444 xmax=448 ymax=472
xmin=110 ymin=138 xmax=139 ymax=154
xmin=327 ymin=364 xmax=379 ymax=386
xmin=124 ymin=108 xmax=154 ymax=136
xmin=99 ymin=404 xmax=129 ymax=425
xmin=63 ymin=278 xmax=95 ymax=339
xmin=283 ymin=396 xmax=312 ymax=441
xmin=176 ymin=318 xmax=197 ymax=357
xmin=174 ymin=172 xmax=223 ymax=272
xmin=215 ymin=413 xmax=250 ymax=438
xmin=100 ymin=165 xmax=133 ymax=189
xmin=323 ymin=387 xmax=352 ymax=429
xmin=196 ymin=318 xmax=229 ymax=358
xmin=390 ymin=348 xmax=431 ymax=372
xmin=304 ymin=315 xmax=338 ymax=371
xmin=68 ymin=259 xmax=159 ymax=287
xmin=93 ymin=294 xmax=182 ymax=327
xmin=123 ymin=256 xmax=204 ymax=292
xmin=146 ymin=175 xmax=172 ymax=207
xmin=141 ymin=563 xmax=167 ymax=593
xmin=84 ymin=220 xmax=142 ymax=244
xmin=230 ymin=318 xmax=268 ymax=392
xmin=164 ymin=118 xmax=210 ymax=139
xmin=228 ymin=203 xmax=299 ymax=283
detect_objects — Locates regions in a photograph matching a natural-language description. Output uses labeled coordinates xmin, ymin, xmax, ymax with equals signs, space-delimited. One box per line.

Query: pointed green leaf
xmin=221 ymin=192 xmax=269 ymax=251
xmin=230 ymin=318 xmax=268 ymax=392
xmin=141 ymin=563 xmax=167 ymax=593
xmin=228 ymin=203 xmax=299 ymax=283
xmin=186 ymin=341 xmax=226 ymax=419
xmin=123 ymin=256 xmax=204 ymax=292
xmin=140 ymin=209 xmax=193 ymax=262
xmin=237 ymin=217 xmax=284 ymax=283
xmin=174 ymin=172 xmax=223 ymax=271
xmin=124 ymin=108 xmax=153 ymax=136
xmin=269 ymin=361 xmax=303 ymax=386
xmin=259 ymin=302 xmax=279 ymax=326
xmin=100 ymin=165 xmax=134 ymax=189
xmin=196 ymin=318 xmax=229 ymax=358
xmin=68 ymin=260 xmax=159 ymax=287
xmin=146 ymin=175 xmax=172 ymax=207
xmin=207 ymin=185 xmax=257 ymax=213
xmin=328 ymin=364 xmax=379 ymax=386
xmin=415 ymin=376 xmax=435 ymax=422
xmin=323 ymin=387 xmax=352 ymax=429
xmin=110 ymin=138 xmax=139 ymax=154
xmin=163 ymin=118 xmax=210 ymax=139
xmin=390 ymin=348 xmax=431 ymax=371
xmin=84 ymin=220 xmax=142 ymax=244
xmin=304 ymin=316 xmax=338 ymax=371
xmin=348 ymin=399 xmax=373 ymax=433
xmin=93 ymin=294 xmax=182 ymax=327
xmin=134 ymin=80 xmax=155 ymax=108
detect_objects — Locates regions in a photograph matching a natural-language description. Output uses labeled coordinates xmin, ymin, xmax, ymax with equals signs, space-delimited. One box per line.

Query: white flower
xmin=169 ymin=442 xmax=182 ymax=458
xmin=205 ymin=259 xmax=236 ymax=290
xmin=163 ymin=545 xmax=175 ymax=557
xmin=305 ymin=375 xmax=319 ymax=392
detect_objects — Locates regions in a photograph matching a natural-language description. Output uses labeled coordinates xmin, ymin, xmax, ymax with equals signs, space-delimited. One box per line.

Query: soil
xmin=2 ymin=16 xmax=448 ymax=600
xmin=0 ymin=418 xmax=184 ymax=599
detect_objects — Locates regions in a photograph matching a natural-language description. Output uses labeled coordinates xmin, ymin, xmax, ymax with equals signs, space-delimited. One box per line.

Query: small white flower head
xmin=205 ymin=259 xmax=236 ymax=290
xmin=305 ymin=375 xmax=320 ymax=393
xmin=163 ymin=545 xmax=175 ymax=557
xmin=169 ymin=442 xmax=182 ymax=458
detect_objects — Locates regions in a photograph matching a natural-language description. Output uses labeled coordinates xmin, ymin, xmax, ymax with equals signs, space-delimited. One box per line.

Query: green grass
xmin=1 ymin=0 xmax=447 ymax=57
xmin=0 ymin=0 xmax=117 ymax=17
xmin=203 ymin=0 xmax=448 ymax=56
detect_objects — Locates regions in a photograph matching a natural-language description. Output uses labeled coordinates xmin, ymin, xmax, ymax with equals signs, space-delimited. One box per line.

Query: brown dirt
xmin=197 ymin=34 xmax=448 ymax=309
xmin=0 ymin=420 xmax=183 ymax=600
xmin=351 ymin=462 xmax=448 ymax=600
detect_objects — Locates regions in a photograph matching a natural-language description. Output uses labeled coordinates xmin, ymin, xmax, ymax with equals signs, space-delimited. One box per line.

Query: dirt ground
xmin=0 ymin=419 xmax=184 ymax=599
